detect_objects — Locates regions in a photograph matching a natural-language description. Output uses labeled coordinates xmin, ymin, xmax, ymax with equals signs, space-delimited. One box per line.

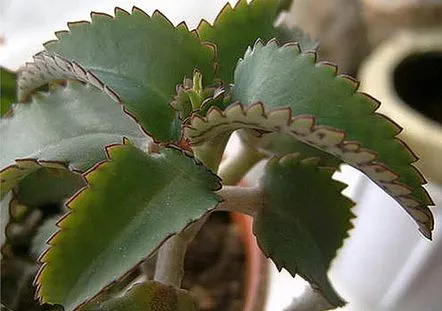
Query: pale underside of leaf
xmin=17 ymin=52 xmax=119 ymax=103
xmin=234 ymin=39 xmax=433 ymax=238
xmin=184 ymin=100 xmax=433 ymax=238
xmin=35 ymin=143 xmax=221 ymax=311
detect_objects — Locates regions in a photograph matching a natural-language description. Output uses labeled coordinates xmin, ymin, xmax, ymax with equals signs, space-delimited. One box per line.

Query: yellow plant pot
xmin=359 ymin=29 xmax=442 ymax=184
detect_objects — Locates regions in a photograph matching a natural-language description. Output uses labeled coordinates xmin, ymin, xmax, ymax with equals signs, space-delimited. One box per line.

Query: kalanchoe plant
xmin=0 ymin=0 xmax=435 ymax=310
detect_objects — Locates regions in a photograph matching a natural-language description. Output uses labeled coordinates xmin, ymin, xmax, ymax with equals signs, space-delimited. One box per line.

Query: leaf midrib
xmin=63 ymin=160 xmax=204 ymax=305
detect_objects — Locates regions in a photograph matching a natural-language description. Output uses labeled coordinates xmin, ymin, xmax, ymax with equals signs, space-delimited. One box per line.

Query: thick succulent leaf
xmin=17 ymin=167 xmax=85 ymax=207
xmin=239 ymin=131 xmax=341 ymax=168
xmin=0 ymin=81 xmax=147 ymax=198
xmin=233 ymin=40 xmax=434 ymax=237
xmin=197 ymin=0 xmax=299 ymax=83
xmin=255 ymin=154 xmax=353 ymax=306
xmin=276 ymin=25 xmax=318 ymax=52
xmin=18 ymin=8 xmax=215 ymax=142
xmin=36 ymin=143 xmax=221 ymax=311
xmin=84 ymin=281 xmax=198 ymax=311
xmin=186 ymin=40 xmax=434 ymax=238
xmin=1 ymin=68 xmax=16 ymax=116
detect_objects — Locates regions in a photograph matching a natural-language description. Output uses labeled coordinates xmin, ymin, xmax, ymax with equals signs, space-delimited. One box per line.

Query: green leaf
xmin=190 ymin=40 xmax=432 ymax=238
xmin=276 ymin=25 xmax=318 ymax=52
xmin=18 ymin=8 xmax=215 ymax=142
xmin=17 ymin=167 xmax=85 ymax=207
xmin=1 ymin=68 xmax=16 ymax=116
xmin=36 ymin=143 xmax=221 ymax=311
xmin=197 ymin=0 xmax=296 ymax=83
xmin=0 ymin=81 xmax=147 ymax=198
xmin=84 ymin=281 xmax=198 ymax=311
xmin=255 ymin=154 xmax=353 ymax=307
xmin=238 ymin=131 xmax=341 ymax=168
xmin=184 ymin=100 xmax=433 ymax=238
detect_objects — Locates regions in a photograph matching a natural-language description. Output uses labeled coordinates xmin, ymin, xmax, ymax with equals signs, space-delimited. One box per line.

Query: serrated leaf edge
xmin=184 ymin=98 xmax=433 ymax=238
xmin=33 ymin=142 xmax=222 ymax=306
xmin=196 ymin=0 xmax=290 ymax=35
xmin=267 ymin=153 xmax=356 ymax=241
xmin=19 ymin=6 xmax=217 ymax=101
xmin=18 ymin=52 xmax=119 ymax=103
xmin=17 ymin=7 xmax=217 ymax=143
xmin=0 ymin=159 xmax=74 ymax=199
xmin=255 ymin=154 xmax=353 ymax=306
xmin=16 ymin=52 xmax=165 ymax=143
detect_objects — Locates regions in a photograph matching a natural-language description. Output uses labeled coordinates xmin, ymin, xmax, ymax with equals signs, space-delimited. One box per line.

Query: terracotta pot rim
xmin=230 ymin=211 xmax=269 ymax=311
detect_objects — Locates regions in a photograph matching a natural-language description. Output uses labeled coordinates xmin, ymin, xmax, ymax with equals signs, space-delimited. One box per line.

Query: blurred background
xmin=1 ymin=0 xmax=441 ymax=310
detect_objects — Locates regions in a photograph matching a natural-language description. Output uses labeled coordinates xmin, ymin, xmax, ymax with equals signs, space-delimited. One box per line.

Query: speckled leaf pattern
xmin=186 ymin=40 xmax=434 ymax=238
xmin=83 ymin=281 xmax=198 ymax=311
xmin=18 ymin=8 xmax=215 ymax=142
xmin=0 ymin=81 xmax=147 ymax=198
xmin=36 ymin=143 xmax=221 ymax=311
xmin=255 ymin=154 xmax=353 ymax=306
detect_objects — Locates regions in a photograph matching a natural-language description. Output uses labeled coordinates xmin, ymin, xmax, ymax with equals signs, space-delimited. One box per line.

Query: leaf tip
xmin=131 ymin=6 xmax=149 ymax=17
xmin=114 ymin=7 xmax=130 ymax=17
xmin=67 ymin=20 xmax=90 ymax=31
xmin=151 ymin=9 xmax=174 ymax=28
xmin=89 ymin=11 xmax=113 ymax=23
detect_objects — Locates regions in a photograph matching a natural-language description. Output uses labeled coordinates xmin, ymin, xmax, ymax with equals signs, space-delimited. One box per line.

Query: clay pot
xmin=358 ymin=29 xmax=442 ymax=184
xmin=230 ymin=212 xmax=269 ymax=311
xmin=328 ymin=29 xmax=442 ymax=311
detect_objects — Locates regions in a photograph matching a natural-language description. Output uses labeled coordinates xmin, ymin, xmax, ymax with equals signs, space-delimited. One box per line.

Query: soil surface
xmin=182 ymin=212 xmax=246 ymax=311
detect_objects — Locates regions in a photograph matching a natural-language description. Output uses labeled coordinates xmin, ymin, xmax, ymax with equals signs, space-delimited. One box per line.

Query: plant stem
xmin=152 ymin=177 xmax=263 ymax=287
xmin=215 ymin=185 xmax=263 ymax=216
xmin=152 ymin=132 xmax=229 ymax=286
xmin=218 ymin=140 xmax=264 ymax=185
xmin=153 ymin=137 xmax=263 ymax=287
xmin=153 ymin=216 xmax=207 ymax=287
xmin=153 ymin=235 xmax=187 ymax=287
xmin=192 ymin=133 xmax=230 ymax=172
